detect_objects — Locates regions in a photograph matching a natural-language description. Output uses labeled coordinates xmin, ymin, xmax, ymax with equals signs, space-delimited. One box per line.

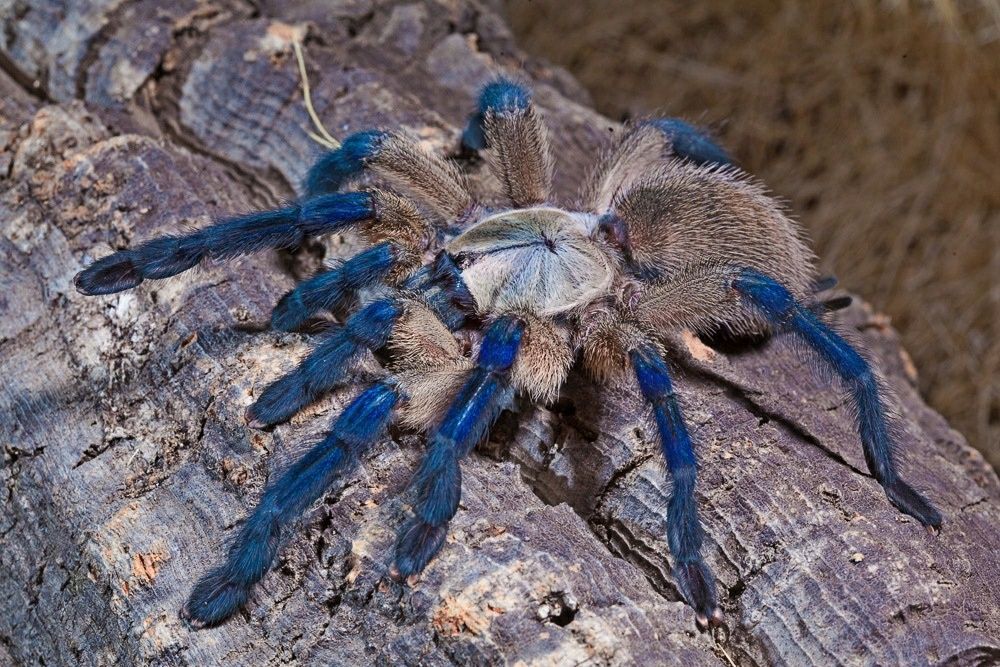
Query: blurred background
xmin=508 ymin=0 xmax=999 ymax=469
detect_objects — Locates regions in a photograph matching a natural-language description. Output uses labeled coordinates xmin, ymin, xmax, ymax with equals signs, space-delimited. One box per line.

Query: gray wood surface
xmin=1 ymin=1 xmax=997 ymax=665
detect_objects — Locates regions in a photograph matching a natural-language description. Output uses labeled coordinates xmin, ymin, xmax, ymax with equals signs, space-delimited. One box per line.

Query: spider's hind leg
xmin=582 ymin=119 xmax=731 ymax=212
xmin=644 ymin=118 xmax=731 ymax=168
xmin=183 ymin=382 xmax=400 ymax=628
xmin=733 ymin=269 xmax=942 ymax=528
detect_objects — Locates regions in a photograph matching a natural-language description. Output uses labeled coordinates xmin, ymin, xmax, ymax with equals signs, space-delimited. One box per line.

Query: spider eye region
xmin=446 ymin=207 xmax=612 ymax=315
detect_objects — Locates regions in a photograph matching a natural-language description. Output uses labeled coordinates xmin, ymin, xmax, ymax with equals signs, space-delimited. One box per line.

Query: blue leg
xmin=631 ymin=345 xmax=722 ymax=630
xmin=183 ymin=382 xmax=399 ymax=628
xmin=246 ymin=298 xmax=402 ymax=427
xmin=393 ymin=316 xmax=524 ymax=577
xmin=645 ymin=118 xmax=731 ymax=167
xmin=306 ymin=131 xmax=472 ymax=218
xmin=460 ymin=78 xmax=531 ymax=152
xmin=75 ymin=192 xmax=374 ymax=295
xmin=733 ymin=269 xmax=942 ymax=527
xmin=271 ymin=242 xmax=399 ymax=331
xmin=304 ymin=130 xmax=387 ymax=198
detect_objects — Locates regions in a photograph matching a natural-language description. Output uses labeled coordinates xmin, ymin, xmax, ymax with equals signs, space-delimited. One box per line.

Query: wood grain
xmin=0 ymin=1 xmax=997 ymax=665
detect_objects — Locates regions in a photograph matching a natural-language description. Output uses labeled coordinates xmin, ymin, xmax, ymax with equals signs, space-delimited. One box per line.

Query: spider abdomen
xmin=446 ymin=206 xmax=612 ymax=316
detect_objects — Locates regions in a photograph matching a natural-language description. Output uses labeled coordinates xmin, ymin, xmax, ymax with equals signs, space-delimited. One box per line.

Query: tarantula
xmin=74 ymin=77 xmax=942 ymax=630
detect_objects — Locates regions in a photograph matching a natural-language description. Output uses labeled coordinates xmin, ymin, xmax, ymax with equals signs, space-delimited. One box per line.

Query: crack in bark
xmin=720 ymin=383 xmax=868 ymax=478
xmin=496 ymin=353 xmax=875 ymax=665
xmin=0 ymin=46 xmax=50 ymax=102
xmin=2 ymin=1 xmax=996 ymax=664
xmin=73 ymin=0 xmax=128 ymax=102
xmin=72 ymin=436 xmax=126 ymax=469
xmin=497 ymin=401 xmax=750 ymax=664
xmin=142 ymin=15 xmax=287 ymax=212
xmin=677 ymin=355 xmax=871 ymax=479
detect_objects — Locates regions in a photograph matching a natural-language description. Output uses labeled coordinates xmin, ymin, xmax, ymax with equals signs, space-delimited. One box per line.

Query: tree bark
xmin=1 ymin=1 xmax=998 ymax=665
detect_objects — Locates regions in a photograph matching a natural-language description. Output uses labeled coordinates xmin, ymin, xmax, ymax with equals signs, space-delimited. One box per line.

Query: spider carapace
xmin=75 ymin=78 xmax=941 ymax=630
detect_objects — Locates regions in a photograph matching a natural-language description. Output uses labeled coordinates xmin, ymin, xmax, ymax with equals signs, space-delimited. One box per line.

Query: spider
xmin=74 ymin=77 xmax=942 ymax=631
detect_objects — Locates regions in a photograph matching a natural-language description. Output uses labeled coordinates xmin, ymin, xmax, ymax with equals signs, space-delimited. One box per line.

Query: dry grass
xmin=509 ymin=0 xmax=1000 ymax=467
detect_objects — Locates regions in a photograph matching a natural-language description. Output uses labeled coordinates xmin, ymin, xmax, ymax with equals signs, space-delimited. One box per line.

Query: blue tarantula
xmin=75 ymin=78 xmax=941 ymax=630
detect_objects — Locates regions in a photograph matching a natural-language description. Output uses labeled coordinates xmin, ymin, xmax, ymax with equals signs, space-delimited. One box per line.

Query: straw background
xmin=509 ymin=0 xmax=1000 ymax=468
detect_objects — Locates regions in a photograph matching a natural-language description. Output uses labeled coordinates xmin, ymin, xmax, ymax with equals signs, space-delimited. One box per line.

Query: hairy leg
xmin=183 ymin=382 xmax=399 ymax=628
xmin=388 ymin=297 xmax=475 ymax=428
xmin=304 ymin=130 xmax=472 ymax=219
xmin=75 ymin=192 xmax=376 ymax=295
xmin=631 ymin=344 xmax=722 ymax=630
xmin=246 ymin=298 xmax=402 ymax=427
xmin=272 ymin=174 xmax=484 ymax=333
xmin=304 ymin=130 xmax=385 ymax=196
xmin=463 ymin=78 xmax=552 ymax=206
xmin=733 ymin=269 xmax=942 ymax=527
xmin=392 ymin=315 xmax=524 ymax=577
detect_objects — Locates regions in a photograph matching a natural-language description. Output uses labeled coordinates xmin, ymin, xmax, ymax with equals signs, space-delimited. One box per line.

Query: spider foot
xmin=696 ymin=608 xmax=726 ymax=633
xmin=74 ymin=252 xmax=144 ymax=295
xmin=884 ymin=478 xmax=943 ymax=529
xmin=675 ymin=561 xmax=723 ymax=631
xmin=392 ymin=519 xmax=448 ymax=580
xmin=244 ymin=405 xmax=270 ymax=430
xmin=181 ymin=568 xmax=249 ymax=629
xmin=386 ymin=565 xmax=422 ymax=587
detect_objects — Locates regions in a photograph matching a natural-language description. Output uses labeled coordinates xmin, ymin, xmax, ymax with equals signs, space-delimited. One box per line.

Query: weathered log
xmin=0 ymin=1 xmax=997 ymax=665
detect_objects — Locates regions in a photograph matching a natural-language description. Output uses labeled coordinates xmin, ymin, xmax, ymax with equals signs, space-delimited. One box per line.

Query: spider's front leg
xmin=251 ymin=252 xmax=480 ymax=428
xmin=76 ymin=124 xmax=472 ymax=299
xmin=269 ymin=241 xmax=399 ymax=332
xmin=304 ymin=129 xmax=472 ymax=219
xmin=74 ymin=192 xmax=376 ymax=295
xmin=268 ymin=188 xmax=431 ymax=331
xmin=461 ymin=77 xmax=552 ymax=207
xmin=392 ymin=315 xmax=525 ymax=577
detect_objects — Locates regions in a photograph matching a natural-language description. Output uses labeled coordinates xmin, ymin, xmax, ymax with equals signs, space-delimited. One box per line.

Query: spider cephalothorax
xmin=448 ymin=207 xmax=611 ymax=315
xmin=75 ymin=77 xmax=942 ymax=630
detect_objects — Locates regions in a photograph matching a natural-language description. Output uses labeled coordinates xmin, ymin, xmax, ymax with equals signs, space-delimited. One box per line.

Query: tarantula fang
xmin=74 ymin=77 xmax=942 ymax=631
